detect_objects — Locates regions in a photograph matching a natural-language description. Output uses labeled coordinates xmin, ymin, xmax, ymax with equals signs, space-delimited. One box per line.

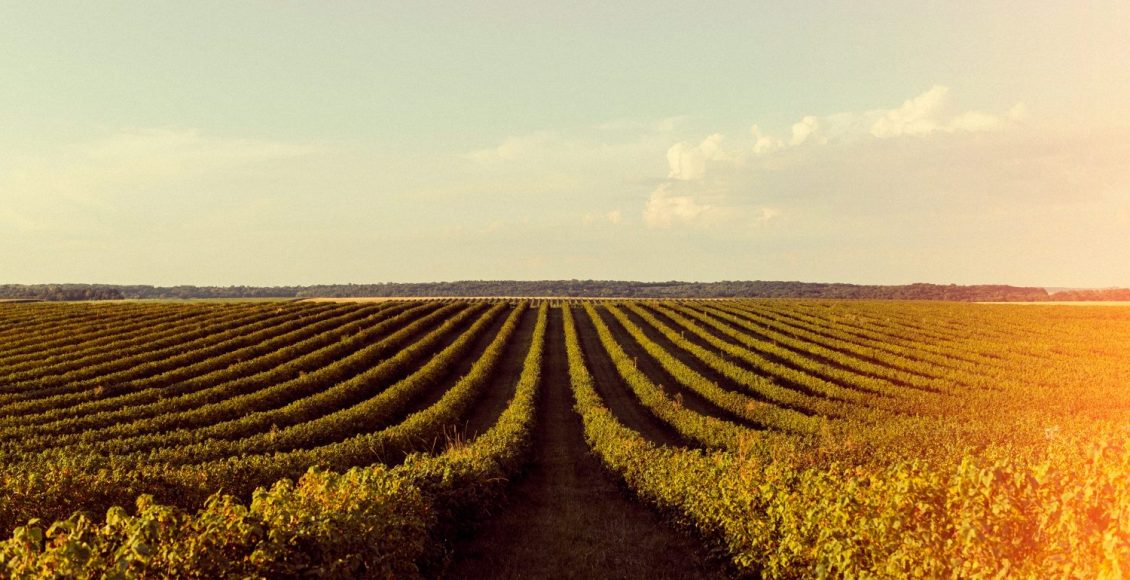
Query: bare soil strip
xmin=594 ymin=305 xmax=757 ymax=429
xmin=643 ymin=304 xmax=839 ymax=404
xmin=626 ymin=305 xmax=787 ymax=404
xmin=458 ymin=307 xmax=537 ymax=439
xmin=446 ymin=308 xmax=716 ymax=579
xmin=696 ymin=304 xmax=917 ymax=389
xmin=714 ymin=304 xmax=938 ymax=381
xmin=386 ymin=307 xmax=515 ymax=431
xmin=573 ymin=306 xmax=688 ymax=447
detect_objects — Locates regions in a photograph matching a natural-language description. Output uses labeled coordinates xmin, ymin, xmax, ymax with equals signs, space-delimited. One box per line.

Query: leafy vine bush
xmin=580 ymin=302 xmax=755 ymax=450
xmin=562 ymin=304 xmax=1130 ymax=577
xmin=1 ymin=468 xmax=430 ymax=578
xmin=0 ymin=302 xmax=397 ymax=440
xmin=1 ymin=300 xmax=1128 ymax=577
xmin=0 ymin=304 xmax=549 ymax=578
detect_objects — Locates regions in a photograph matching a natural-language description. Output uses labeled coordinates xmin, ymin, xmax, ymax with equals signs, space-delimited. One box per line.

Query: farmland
xmin=0 ymin=299 xmax=1128 ymax=577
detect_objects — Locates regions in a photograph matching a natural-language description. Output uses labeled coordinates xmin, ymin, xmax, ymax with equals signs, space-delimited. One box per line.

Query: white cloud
xmin=751 ymin=124 xmax=784 ymax=155
xmin=640 ymin=86 xmax=1056 ymax=238
xmin=790 ymin=116 xmax=826 ymax=146
xmin=666 ymin=133 xmax=730 ymax=180
xmin=643 ymin=184 xmax=711 ymax=228
xmin=867 ymin=85 xmax=1026 ymax=139
xmin=644 ymin=87 xmax=1032 ymax=186
xmin=869 ymin=85 xmax=953 ymax=138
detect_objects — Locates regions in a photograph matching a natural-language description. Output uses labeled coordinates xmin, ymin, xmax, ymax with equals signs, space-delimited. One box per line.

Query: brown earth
xmin=446 ymin=308 xmax=717 ymax=579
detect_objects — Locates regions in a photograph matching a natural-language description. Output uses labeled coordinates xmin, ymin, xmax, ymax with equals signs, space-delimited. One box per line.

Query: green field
xmin=0 ymin=300 xmax=1126 ymax=577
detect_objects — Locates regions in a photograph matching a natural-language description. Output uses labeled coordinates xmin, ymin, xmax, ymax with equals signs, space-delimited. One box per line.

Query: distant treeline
xmin=0 ymin=280 xmax=1106 ymax=302
xmin=1046 ymin=288 xmax=1130 ymax=301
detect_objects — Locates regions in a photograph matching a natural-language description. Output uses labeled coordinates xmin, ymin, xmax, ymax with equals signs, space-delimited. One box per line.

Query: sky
xmin=2 ymin=1 xmax=1129 ymax=287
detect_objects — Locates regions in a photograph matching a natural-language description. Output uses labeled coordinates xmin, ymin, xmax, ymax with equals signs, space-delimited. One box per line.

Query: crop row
xmin=630 ymin=303 xmax=871 ymax=418
xmin=0 ymin=303 xmax=307 ymax=381
xmin=0 ymin=304 xmax=551 ymax=578
xmin=603 ymin=304 xmax=822 ymax=433
xmin=0 ymin=304 xmax=208 ymax=364
xmin=0 ymin=302 xmax=409 ymax=442
xmin=1 ymin=299 xmax=1126 ymax=578
xmin=580 ymin=303 xmax=759 ymax=450
xmin=0 ymin=302 xmax=467 ymax=457
xmin=733 ymin=301 xmax=1009 ymax=374
xmin=692 ymin=303 xmax=960 ymax=393
xmin=664 ymin=303 xmax=933 ymax=406
xmin=0 ymin=304 xmax=329 ymax=403
xmin=564 ymin=303 xmax=1130 ymax=577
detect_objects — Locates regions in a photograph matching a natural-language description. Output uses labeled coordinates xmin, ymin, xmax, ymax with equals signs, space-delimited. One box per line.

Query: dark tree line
xmin=0 ymin=280 xmax=1083 ymax=302
xmin=0 ymin=284 xmax=126 ymax=302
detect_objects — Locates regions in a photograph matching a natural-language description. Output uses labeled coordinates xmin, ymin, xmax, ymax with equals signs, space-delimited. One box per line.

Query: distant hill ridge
xmin=4 ymin=280 xmax=1120 ymax=302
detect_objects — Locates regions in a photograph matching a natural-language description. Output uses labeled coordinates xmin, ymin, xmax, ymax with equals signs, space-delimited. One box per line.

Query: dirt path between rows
xmin=459 ymin=306 xmax=536 ymax=439
xmin=391 ymin=306 xmax=516 ymax=432
xmin=621 ymin=305 xmax=790 ymax=416
xmin=573 ymin=306 xmax=687 ymax=447
xmin=592 ymin=305 xmax=749 ymax=428
xmin=446 ymin=308 xmax=716 ymax=579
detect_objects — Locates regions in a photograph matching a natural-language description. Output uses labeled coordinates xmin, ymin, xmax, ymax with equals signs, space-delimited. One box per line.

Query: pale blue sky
xmin=2 ymin=2 xmax=1128 ymax=286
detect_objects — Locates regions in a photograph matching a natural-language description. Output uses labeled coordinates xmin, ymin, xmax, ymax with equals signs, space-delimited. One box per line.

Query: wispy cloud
xmin=663 ymin=86 xmax=1026 ymax=184
xmin=464 ymin=132 xmax=557 ymax=164
xmin=635 ymin=86 xmax=1033 ymax=229
xmin=643 ymin=183 xmax=713 ymax=228
xmin=595 ymin=116 xmax=692 ymax=133
xmin=0 ymin=128 xmax=319 ymax=235
xmin=4 ymin=128 xmax=317 ymax=205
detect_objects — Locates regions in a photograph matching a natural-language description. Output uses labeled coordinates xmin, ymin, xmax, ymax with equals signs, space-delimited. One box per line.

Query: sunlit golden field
xmin=0 ymin=300 xmax=1126 ymax=577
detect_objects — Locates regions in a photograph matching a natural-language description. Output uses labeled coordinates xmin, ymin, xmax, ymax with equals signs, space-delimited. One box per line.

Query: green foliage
xmin=562 ymin=303 xmax=1130 ymax=578
xmin=0 ymin=302 xmax=550 ymax=578
xmin=0 ymin=467 xmax=431 ymax=578
xmin=1 ymin=299 xmax=1128 ymax=577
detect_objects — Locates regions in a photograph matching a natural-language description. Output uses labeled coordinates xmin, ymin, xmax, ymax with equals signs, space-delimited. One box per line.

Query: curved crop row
xmin=734 ymin=301 xmax=1008 ymax=373
xmin=127 ymin=302 xmax=508 ymax=464
xmin=0 ymin=303 xmax=295 ymax=385
xmin=0 ymin=304 xmax=552 ymax=578
xmin=0 ymin=303 xmax=195 ymax=356
xmin=604 ymin=304 xmax=822 ymax=433
xmin=631 ymin=303 xmax=874 ymax=418
xmin=581 ymin=303 xmax=760 ymax=450
xmin=1 ymin=302 xmax=475 ymax=458
xmin=717 ymin=302 xmax=1038 ymax=390
xmin=0 ymin=304 xmax=215 ymax=374
xmin=665 ymin=303 xmax=934 ymax=405
xmin=0 ymin=302 xmax=406 ymax=443
xmin=0 ymin=304 xmax=328 ymax=406
xmin=696 ymin=303 xmax=959 ymax=393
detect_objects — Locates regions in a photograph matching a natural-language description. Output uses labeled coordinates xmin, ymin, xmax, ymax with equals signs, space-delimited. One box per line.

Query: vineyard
xmin=0 ymin=299 xmax=1127 ymax=577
